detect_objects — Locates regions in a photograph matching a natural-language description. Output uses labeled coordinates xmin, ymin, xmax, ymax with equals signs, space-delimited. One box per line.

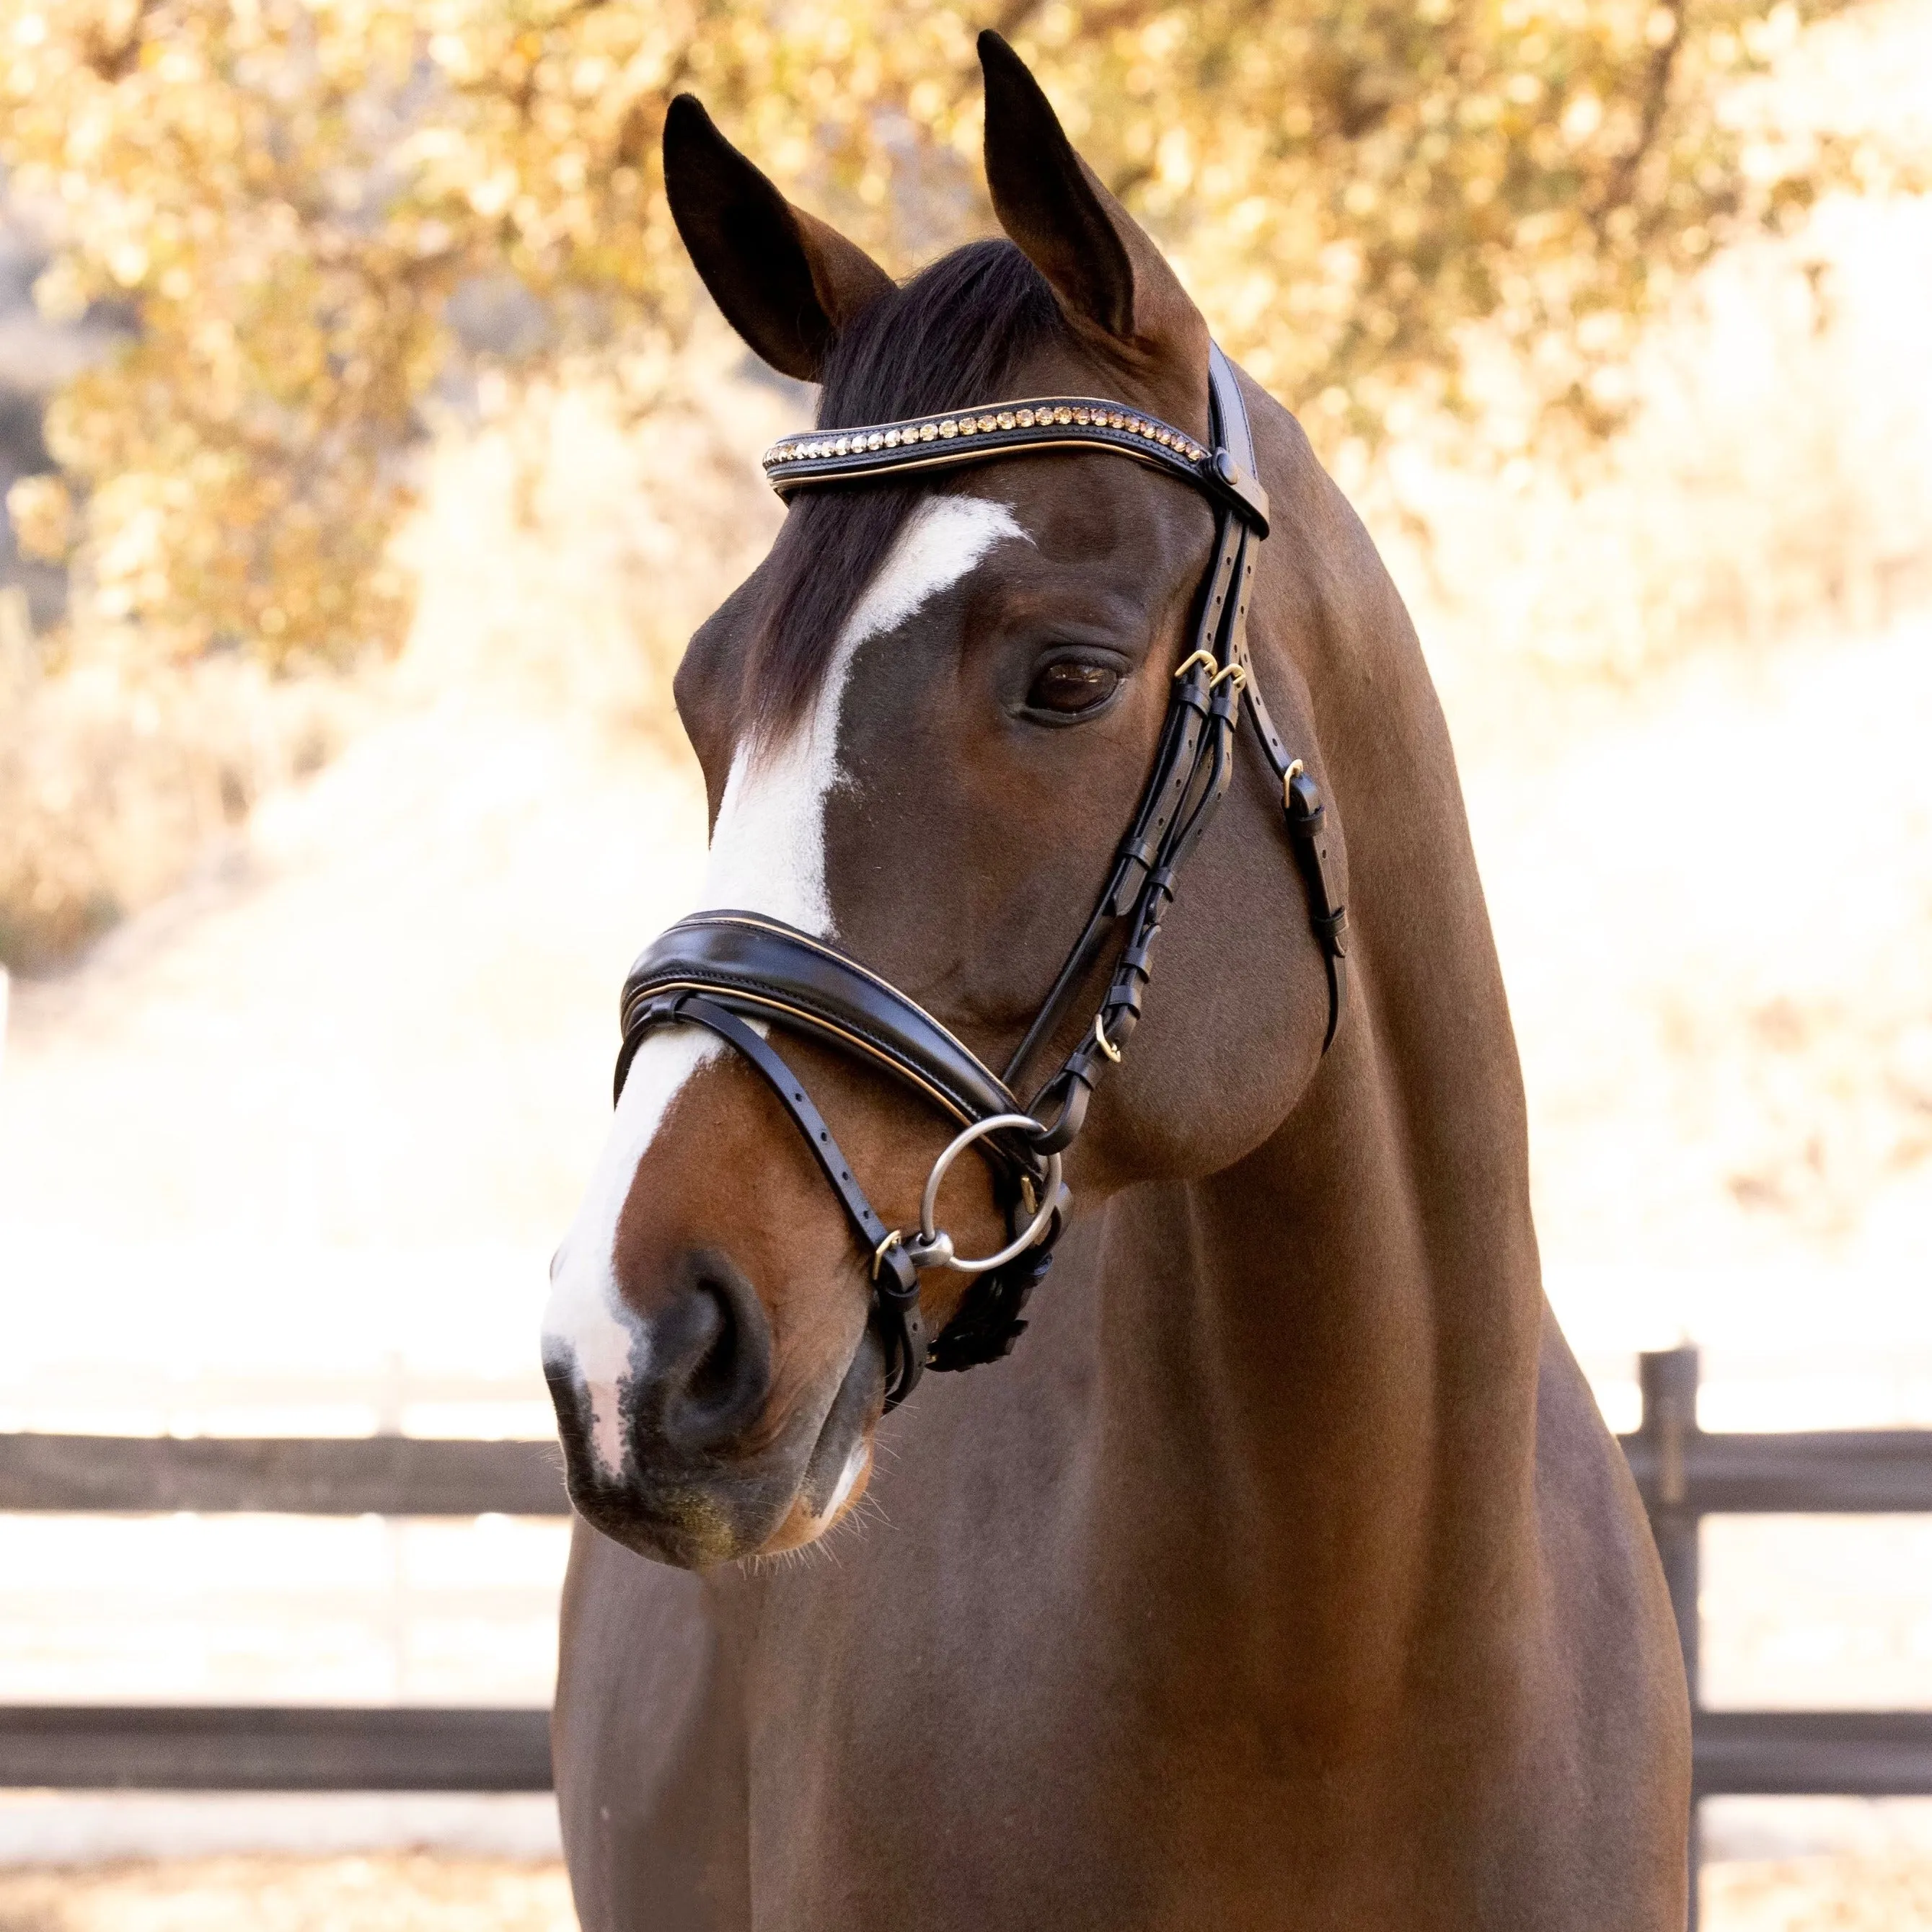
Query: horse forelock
xmin=741 ymin=237 xmax=1069 ymax=743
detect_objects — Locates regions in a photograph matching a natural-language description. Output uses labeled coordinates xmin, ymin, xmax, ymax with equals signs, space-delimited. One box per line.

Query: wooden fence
xmin=0 ymin=1432 xmax=565 ymax=1793
xmin=3 ymin=1345 xmax=1931 ymax=1916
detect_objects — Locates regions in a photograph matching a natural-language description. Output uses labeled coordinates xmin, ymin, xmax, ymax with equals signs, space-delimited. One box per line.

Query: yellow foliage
xmin=0 ymin=0 xmax=1895 ymax=664
xmin=5 ymin=475 xmax=74 ymax=562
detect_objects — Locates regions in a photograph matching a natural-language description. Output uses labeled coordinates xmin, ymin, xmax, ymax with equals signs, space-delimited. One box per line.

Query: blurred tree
xmin=0 ymin=0 xmax=1887 ymax=664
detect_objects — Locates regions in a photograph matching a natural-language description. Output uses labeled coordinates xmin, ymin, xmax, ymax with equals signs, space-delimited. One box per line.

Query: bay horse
xmin=542 ymin=33 xmax=1689 ymax=1931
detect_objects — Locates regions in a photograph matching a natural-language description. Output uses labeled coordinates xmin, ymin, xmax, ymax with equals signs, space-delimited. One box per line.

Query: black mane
xmin=744 ymin=238 xmax=1068 ymax=737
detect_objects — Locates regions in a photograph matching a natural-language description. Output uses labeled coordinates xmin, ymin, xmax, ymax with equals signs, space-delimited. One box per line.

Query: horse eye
xmin=1027 ymin=660 xmax=1120 ymax=715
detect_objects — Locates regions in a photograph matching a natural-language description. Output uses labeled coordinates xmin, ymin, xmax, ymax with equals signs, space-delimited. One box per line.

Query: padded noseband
xmin=619 ymin=912 xmax=1026 ymax=1134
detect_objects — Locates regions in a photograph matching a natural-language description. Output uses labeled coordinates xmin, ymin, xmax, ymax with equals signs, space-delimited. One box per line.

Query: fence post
xmin=1640 ymin=1345 xmax=1701 ymax=1932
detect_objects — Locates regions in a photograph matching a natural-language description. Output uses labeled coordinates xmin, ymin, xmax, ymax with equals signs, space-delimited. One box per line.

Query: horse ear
xmin=978 ymin=32 xmax=1205 ymax=366
xmin=663 ymin=94 xmax=895 ymax=382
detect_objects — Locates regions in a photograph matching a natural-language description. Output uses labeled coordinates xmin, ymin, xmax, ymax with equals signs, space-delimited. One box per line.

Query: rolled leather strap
xmin=1284 ymin=769 xmax=1349 ymax=1052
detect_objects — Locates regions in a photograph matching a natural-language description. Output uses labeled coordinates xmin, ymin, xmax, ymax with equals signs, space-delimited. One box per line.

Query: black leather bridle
xmin=615 ymin=346 xmax=1348 ymax=1409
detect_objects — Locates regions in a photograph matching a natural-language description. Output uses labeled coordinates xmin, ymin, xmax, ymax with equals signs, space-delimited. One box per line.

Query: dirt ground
xmin=0 ymin=1855 xmax=574 ymax=1932
xmin=1 ymin=1852 xmax=1931 ymax=1930
xmin=1707 ymin=1854 xmax=1932 ymax=1930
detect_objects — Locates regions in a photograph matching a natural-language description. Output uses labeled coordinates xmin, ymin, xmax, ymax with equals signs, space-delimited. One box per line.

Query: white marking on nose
xmin=547 ymin=493 xmax=1026 ymax=1474
xmin=543 ymin=1028 xmax=723 ymax=1478
xmin=823 ymin=1439 xmax=870 ymax=1521
xmin=702 ymin=493 xmax=1028 ymax=937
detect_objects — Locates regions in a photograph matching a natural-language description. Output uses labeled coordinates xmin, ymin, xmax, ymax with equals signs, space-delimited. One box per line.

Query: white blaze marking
xmin=543 ymin=1028 xmax=722 ymax=1475
xmin=704 ymin=494 xmax=1027 ymax=937
xmin=545 ymin=493 xmax=1027 ymax=1471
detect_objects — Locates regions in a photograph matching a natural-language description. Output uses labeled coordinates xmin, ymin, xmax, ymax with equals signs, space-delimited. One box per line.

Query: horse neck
xmin=1088 ymin=451 xmax=1546 ymax=1633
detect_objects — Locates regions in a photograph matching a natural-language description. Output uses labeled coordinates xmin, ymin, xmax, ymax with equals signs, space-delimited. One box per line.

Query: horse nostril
xmin=655 ymin=1250 xmax=774 ymax=1457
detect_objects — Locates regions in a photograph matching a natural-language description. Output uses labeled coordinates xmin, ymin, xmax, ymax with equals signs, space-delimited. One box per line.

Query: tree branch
xmin=1601 ymin=0 xmax=1686 ymax=216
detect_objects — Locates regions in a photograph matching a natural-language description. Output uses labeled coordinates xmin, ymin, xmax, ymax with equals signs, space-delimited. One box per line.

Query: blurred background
xmin=0 ymin=1 xmax=1928 ymax=1926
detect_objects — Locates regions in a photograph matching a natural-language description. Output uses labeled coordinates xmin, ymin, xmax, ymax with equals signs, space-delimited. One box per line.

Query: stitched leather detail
xmin=619 ymin=911 xmax=1021 ymax=1137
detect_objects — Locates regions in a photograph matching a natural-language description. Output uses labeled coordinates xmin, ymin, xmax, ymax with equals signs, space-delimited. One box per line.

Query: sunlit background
xmin=0 ymin=1 xmax=1929 ymax=1926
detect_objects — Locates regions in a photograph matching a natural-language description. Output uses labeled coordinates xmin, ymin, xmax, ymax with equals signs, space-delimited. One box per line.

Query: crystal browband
xmin=762 ymin=394 xmax=1269 ymax=533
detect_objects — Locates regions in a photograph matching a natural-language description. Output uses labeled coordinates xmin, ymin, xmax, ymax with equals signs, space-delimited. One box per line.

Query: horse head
xmin=542 ymin=35 xmax=1344 ymax=1567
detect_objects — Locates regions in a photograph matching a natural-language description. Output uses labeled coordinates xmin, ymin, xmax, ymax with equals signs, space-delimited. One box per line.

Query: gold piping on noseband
xmin=630 ymin=979 xmax=984 ymax=1129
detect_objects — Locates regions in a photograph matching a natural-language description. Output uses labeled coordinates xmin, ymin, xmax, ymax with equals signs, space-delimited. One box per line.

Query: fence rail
xmin=0 ymin=1431 xmax=568 ymax=1518
xmin=1694 ymin=1711 xmax=1932 ymax=1798
xmin=1618 ymin=1429 xmax=1932 ymax=1515
xmin=2 ymin=1347 xmax=1929 ymax=1920
xmin=0 ymin=1705 xmax=552 ymax=1792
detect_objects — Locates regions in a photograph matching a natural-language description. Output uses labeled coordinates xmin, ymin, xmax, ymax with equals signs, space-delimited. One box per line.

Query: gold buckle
xmin=1209 ymin=661 xmax=1247 ymax=691
xmin=1172 ymin=649 xmax=1217 ymax=682
xmin=1093 ymin=1015 xmax=1123 ymax=1064
xmin=871 ymin=1230 xmax=904 ymax=1279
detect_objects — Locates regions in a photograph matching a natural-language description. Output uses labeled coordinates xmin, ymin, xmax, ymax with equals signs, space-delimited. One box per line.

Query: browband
xmin=763 ymin=394 xmax=1271 ymax=534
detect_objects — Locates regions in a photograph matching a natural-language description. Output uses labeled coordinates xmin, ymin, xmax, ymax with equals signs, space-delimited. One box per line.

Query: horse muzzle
xmin=543 ymin=1248 xmax=887 ymax=1567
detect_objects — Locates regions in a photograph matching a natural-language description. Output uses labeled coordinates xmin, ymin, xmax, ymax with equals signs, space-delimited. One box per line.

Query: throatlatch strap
xmin=1209 ymin=343 xmax=1351 ymax=1049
